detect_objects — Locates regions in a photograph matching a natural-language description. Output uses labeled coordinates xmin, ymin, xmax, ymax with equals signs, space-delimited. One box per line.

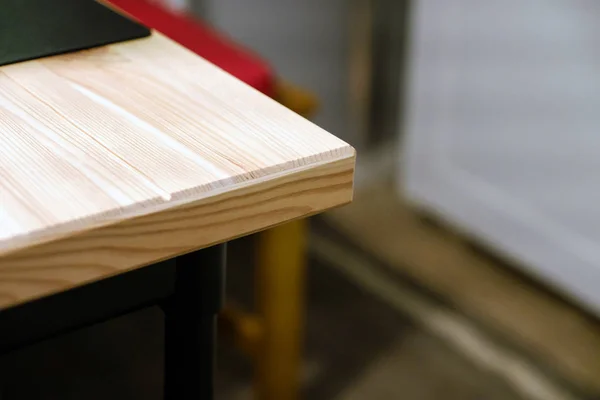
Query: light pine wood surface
xmin=0 ymin=33 xmax=355 ymax=309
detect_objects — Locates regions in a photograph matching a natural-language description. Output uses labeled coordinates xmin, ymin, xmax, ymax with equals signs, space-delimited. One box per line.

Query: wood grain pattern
xmin=0 ymin=33 xmax=355 ymax=309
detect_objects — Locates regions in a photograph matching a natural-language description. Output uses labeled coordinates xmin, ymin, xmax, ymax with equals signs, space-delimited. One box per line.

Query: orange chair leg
xmin=255 ymin=219 xmax=307 ymax=400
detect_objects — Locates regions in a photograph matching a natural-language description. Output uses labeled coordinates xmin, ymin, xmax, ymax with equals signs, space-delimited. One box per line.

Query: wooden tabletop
xmin=0 ymin=33 xmax=355 ymax=310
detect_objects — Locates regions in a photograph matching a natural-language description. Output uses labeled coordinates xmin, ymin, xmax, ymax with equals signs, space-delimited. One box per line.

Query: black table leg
xmin=163 ymin=244 xmax=226 ymax=400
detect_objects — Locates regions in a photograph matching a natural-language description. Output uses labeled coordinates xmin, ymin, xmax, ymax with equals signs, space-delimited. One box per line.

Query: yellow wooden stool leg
xmin=255 ymin=219 xmax=307 ymax=400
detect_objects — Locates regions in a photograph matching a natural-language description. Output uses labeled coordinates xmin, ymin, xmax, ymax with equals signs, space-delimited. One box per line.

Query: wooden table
xmin=0 ymin=31 xmax=355 ymax=398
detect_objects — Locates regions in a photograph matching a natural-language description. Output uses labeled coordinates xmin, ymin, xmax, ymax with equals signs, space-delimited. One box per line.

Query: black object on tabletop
xmin=0 ymin=0 xmax=150 ymax=67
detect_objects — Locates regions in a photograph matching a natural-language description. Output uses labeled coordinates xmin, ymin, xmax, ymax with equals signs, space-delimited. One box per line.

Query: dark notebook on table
xmin=0 ymin=0 xmax=150 ymax=67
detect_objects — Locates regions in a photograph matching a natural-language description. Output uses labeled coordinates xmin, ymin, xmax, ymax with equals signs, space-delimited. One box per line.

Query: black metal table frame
xmin=0 ymin=244 xmax=226 ymax=400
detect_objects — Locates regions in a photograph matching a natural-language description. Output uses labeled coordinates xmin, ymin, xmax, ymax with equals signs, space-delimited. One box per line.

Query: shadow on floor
xmin=0 ymin=232 xmax=524 ymax=400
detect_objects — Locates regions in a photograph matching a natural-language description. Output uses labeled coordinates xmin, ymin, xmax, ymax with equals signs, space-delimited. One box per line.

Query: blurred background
xmin=3 ymin=0 xmax=600 ymax=399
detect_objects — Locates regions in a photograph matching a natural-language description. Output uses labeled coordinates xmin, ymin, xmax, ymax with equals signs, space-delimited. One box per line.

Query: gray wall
xmin=401 ymin=0 xmax=600 ymax=314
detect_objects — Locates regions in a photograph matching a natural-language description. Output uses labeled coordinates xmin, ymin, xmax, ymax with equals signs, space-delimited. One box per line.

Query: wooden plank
xmin=325 ymin=179 xmax=600 ymax=395
xmin=0 ymin=32 xmax=355 ymax=308
xmin=0 ymin=157 xmax=354 ymax=310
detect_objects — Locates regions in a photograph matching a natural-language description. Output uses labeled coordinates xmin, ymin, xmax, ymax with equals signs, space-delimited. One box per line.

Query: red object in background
xmin=107 ymin=0 xmax=274 ymax=96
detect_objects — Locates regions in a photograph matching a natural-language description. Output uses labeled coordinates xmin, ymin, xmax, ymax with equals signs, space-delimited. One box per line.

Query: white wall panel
xmin=401 ymin=0 xmax=600 ymax=314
